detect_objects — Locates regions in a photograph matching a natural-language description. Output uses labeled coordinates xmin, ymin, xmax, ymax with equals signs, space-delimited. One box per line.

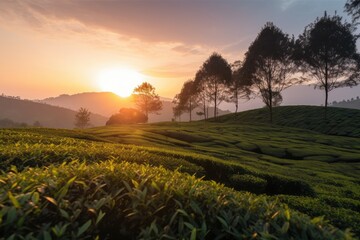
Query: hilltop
xmin=213 ymin=105 xmax=360 ymax=137
xmin=0 ymin=96 xmax=107 ymax=128
xmin=42 ymin=92 xmax=231 ymax=122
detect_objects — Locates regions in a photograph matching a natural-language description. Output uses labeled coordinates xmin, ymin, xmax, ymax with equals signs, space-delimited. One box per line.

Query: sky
xmin=0 ymin=0 xmax=357 ymax=108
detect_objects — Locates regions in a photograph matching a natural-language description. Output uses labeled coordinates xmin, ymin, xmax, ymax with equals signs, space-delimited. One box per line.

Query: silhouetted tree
xmin=195 ymin=53 xmax=232 ymax=118
xmin=228 ymin=61 xmax=252 ymax=113
xmin=296 ymin=13 xmax=360 ymax=118
xmin=242 ymin=22 xmax=299 ymax=123
xmin=194 ymin=70 xmax=210 ymax=120
xmin=133 ymin=82 xmax=163 ymax=120
xmin=172 ymin=94 xmax=183 ymax=121
xmin=75 ymin=107 xmax=91 ymax=129
xmin=173 ymin=80 xmax=198 ymax=121
xmin=106 ymin=108 xmax=147 ymax=125
xmin=345 ymin=0 xmax=360 ymax=23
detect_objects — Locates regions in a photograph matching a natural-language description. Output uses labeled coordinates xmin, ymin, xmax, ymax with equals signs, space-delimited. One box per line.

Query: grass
xmin=1 ymin=106 xmax=360 ymax=238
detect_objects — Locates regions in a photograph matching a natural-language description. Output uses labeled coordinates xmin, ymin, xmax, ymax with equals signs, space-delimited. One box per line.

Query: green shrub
xmin=0 ymin=161 xmax=353 ymax=239
xmin=229 ymin=174 xmax=267 ymax=193
xmin=262 ymin=174 xmax=316 ymax=197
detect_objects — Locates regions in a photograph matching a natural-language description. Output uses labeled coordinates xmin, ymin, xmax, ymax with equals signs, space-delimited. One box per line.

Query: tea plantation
xmin=0 ymin=106 xmax=359 ymax=239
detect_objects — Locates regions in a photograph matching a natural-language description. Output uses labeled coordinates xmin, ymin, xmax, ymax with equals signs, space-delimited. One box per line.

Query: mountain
xmin=0 ymin=96 xmax=107 ymax=128
xmin=42 ymin=92 xmax=231 ymax=122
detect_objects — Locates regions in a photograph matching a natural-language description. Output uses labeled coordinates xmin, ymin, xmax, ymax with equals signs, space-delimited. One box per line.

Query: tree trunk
xmin=214 ymin=90 xmax=217 ymax=119
xmin=189 ymin=99 xmax=192 ymax=122
xmin=203 ymin=101 xmax=206 ymax=120
xmin=324 ymin=61 xmax=329 ymax=120
xmin=269 ymin=92 xmax=273 ymax=123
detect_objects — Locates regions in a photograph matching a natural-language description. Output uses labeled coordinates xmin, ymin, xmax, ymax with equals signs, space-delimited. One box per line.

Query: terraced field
xmin=0 ymin=106 xmax=359 ymax=239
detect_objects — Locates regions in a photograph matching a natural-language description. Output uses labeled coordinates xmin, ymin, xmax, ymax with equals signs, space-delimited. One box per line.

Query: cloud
xmin=279 ymin=0 xmax=298 ymax=11
xmin=171 ymin=45 xmax=203 ymax=55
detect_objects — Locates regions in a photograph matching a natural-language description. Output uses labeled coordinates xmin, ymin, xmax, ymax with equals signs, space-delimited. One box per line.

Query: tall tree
xmin=132 ymin=82 xmax=163 ymax=120
xmin=172 ymin=94 xmax=183 ymax=122
xmin=229 ymin=61 xmax=252 ymax=113
xmin=193 ymin=70 xmax=210 ymax=120
xmin=242 ymin=22 xmax=299 ymax=122
xmin=296 ymin=13 xmax=360 ymax=117
xmin=195 ymin=53 xmax=232 ymax=118
xmin=173 ymin=80 xmax=198 ymax=121
xmin=345 ymin=0 xmax=360 ymax=23
xmin=74 ymin=107 xmax=91 ymax=129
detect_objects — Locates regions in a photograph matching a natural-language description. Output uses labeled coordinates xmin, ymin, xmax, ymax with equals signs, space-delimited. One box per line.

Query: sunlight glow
xmin=97 ymin=68 xmax=144 ymax=97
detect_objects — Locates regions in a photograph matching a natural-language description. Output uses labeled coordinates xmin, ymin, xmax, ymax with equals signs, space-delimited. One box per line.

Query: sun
xmin=97 ymin=68 xmax=144 ymax=97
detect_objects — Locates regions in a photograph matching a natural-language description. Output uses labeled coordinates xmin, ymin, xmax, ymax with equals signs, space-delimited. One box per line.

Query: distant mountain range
xmin=0 ymin=96 xmax=107 ymax=128
xmin=41 ymin=92 xmax=231 ymax=123
xmin=0 ymin=92 xmax=231 ymax=129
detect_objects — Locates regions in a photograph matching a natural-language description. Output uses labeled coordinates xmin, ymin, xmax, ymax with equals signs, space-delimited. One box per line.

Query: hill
xmin=332 ymin=97 xmax=360 ymax=110
xmin=42 ymin=92 xmax=231 ymax=122
xmin=0 ymin=96 xmax=107 ymax=128
xmin=0 ymin=125 xmax=357 ymax=239
xmin=212 ymin=105 xmax=360 ymax=137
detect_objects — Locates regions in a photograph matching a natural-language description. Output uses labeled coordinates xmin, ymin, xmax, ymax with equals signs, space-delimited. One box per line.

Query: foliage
xmin=345 ymin=0 xmax=360 ymax=23
xmin=173 ymin=80 xmax=198 ymax=121
xmin=194 ymin=53 xmax=232 ymax=118
xmin=295 ymin=13 xmax=360 ymax=113
xmin=242 ymin=22 xmax=299 ymax=122
xmin=230 ymin=174 xmax=267 ymax=194
xmin=0 ymin=161 xmax=354 ymax=239
xmin=74 ymin=107 xmax=91 ymax=129
xmin=132 ymin=82 xmax=162 ymax=120
xmin=1 ymin=108 xmax=360 ymax=236
xmin=106 ymin=108 xmax=147 ymax=125
xmin=228 ymin=61 xmax=252 ymax=113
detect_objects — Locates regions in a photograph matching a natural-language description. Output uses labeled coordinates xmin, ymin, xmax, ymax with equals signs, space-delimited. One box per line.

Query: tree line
xmin=174 ymin=7 xmax=360 ymax=122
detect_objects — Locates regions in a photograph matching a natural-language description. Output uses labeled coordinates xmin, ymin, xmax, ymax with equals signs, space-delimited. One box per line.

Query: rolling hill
xmin=0 ymin=96 xmax=107 ymax=128
xmin=212 ymin=105 xmax=360 ymax=137
xmin=1 ymin=106 xmax=359 ymax=238
xmin=42 ymin=92 xmax=231 ymax=122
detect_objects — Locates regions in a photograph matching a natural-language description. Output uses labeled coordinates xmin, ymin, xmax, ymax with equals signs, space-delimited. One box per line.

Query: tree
xmin=193 ymin=70 xmax=210 ymax=120
xmin=228 ymin=61 xmax=252 ymax=113
xmin=106 ymin=108 xmax=147 ymax=125
xmin=345 ymin=0 xmax=360 ymax=23
xmin=132 ymin=82 xmax=163 ymax=120
xmin=173 ymin=80 xmax=198 ymax=121
xmin=242 ymin=22 xmax=299 ymax=122
xmin=75 ymin=107 xmax=91 ymax=129
xmin=195 ymin=53 xmax=232 ymax=118
xmin=296 ymin=13 xmax=360 ymax=117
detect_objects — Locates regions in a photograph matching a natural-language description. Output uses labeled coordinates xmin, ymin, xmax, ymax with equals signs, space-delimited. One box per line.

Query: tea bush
xmin=0 ymin=161 xmax=354 ymax=240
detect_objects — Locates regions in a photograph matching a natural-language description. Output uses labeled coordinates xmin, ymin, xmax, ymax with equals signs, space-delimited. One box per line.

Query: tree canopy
xmin=195 ymin=53 xmax=232 ymax=118
xmin=132 ymin=82 xmax=163 ymax=120
xmin=74 ymin=107 xmax=91 ymax=129
xmin=295 ymin=13 xmax=360 ymax=116
xmin=242 ymin=22 xmax=299 ymax=122
xmin=172 ymin=80 xmax=197 ymax=121
xmin=345 ymin=0 xmax=360 ymax=23
xmin=106 ymin=108 xmax=147 ymax=125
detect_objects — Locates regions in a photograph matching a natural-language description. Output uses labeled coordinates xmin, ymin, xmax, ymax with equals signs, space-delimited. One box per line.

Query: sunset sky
xmin=0 ymin=0 xmax=354 ymax=102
